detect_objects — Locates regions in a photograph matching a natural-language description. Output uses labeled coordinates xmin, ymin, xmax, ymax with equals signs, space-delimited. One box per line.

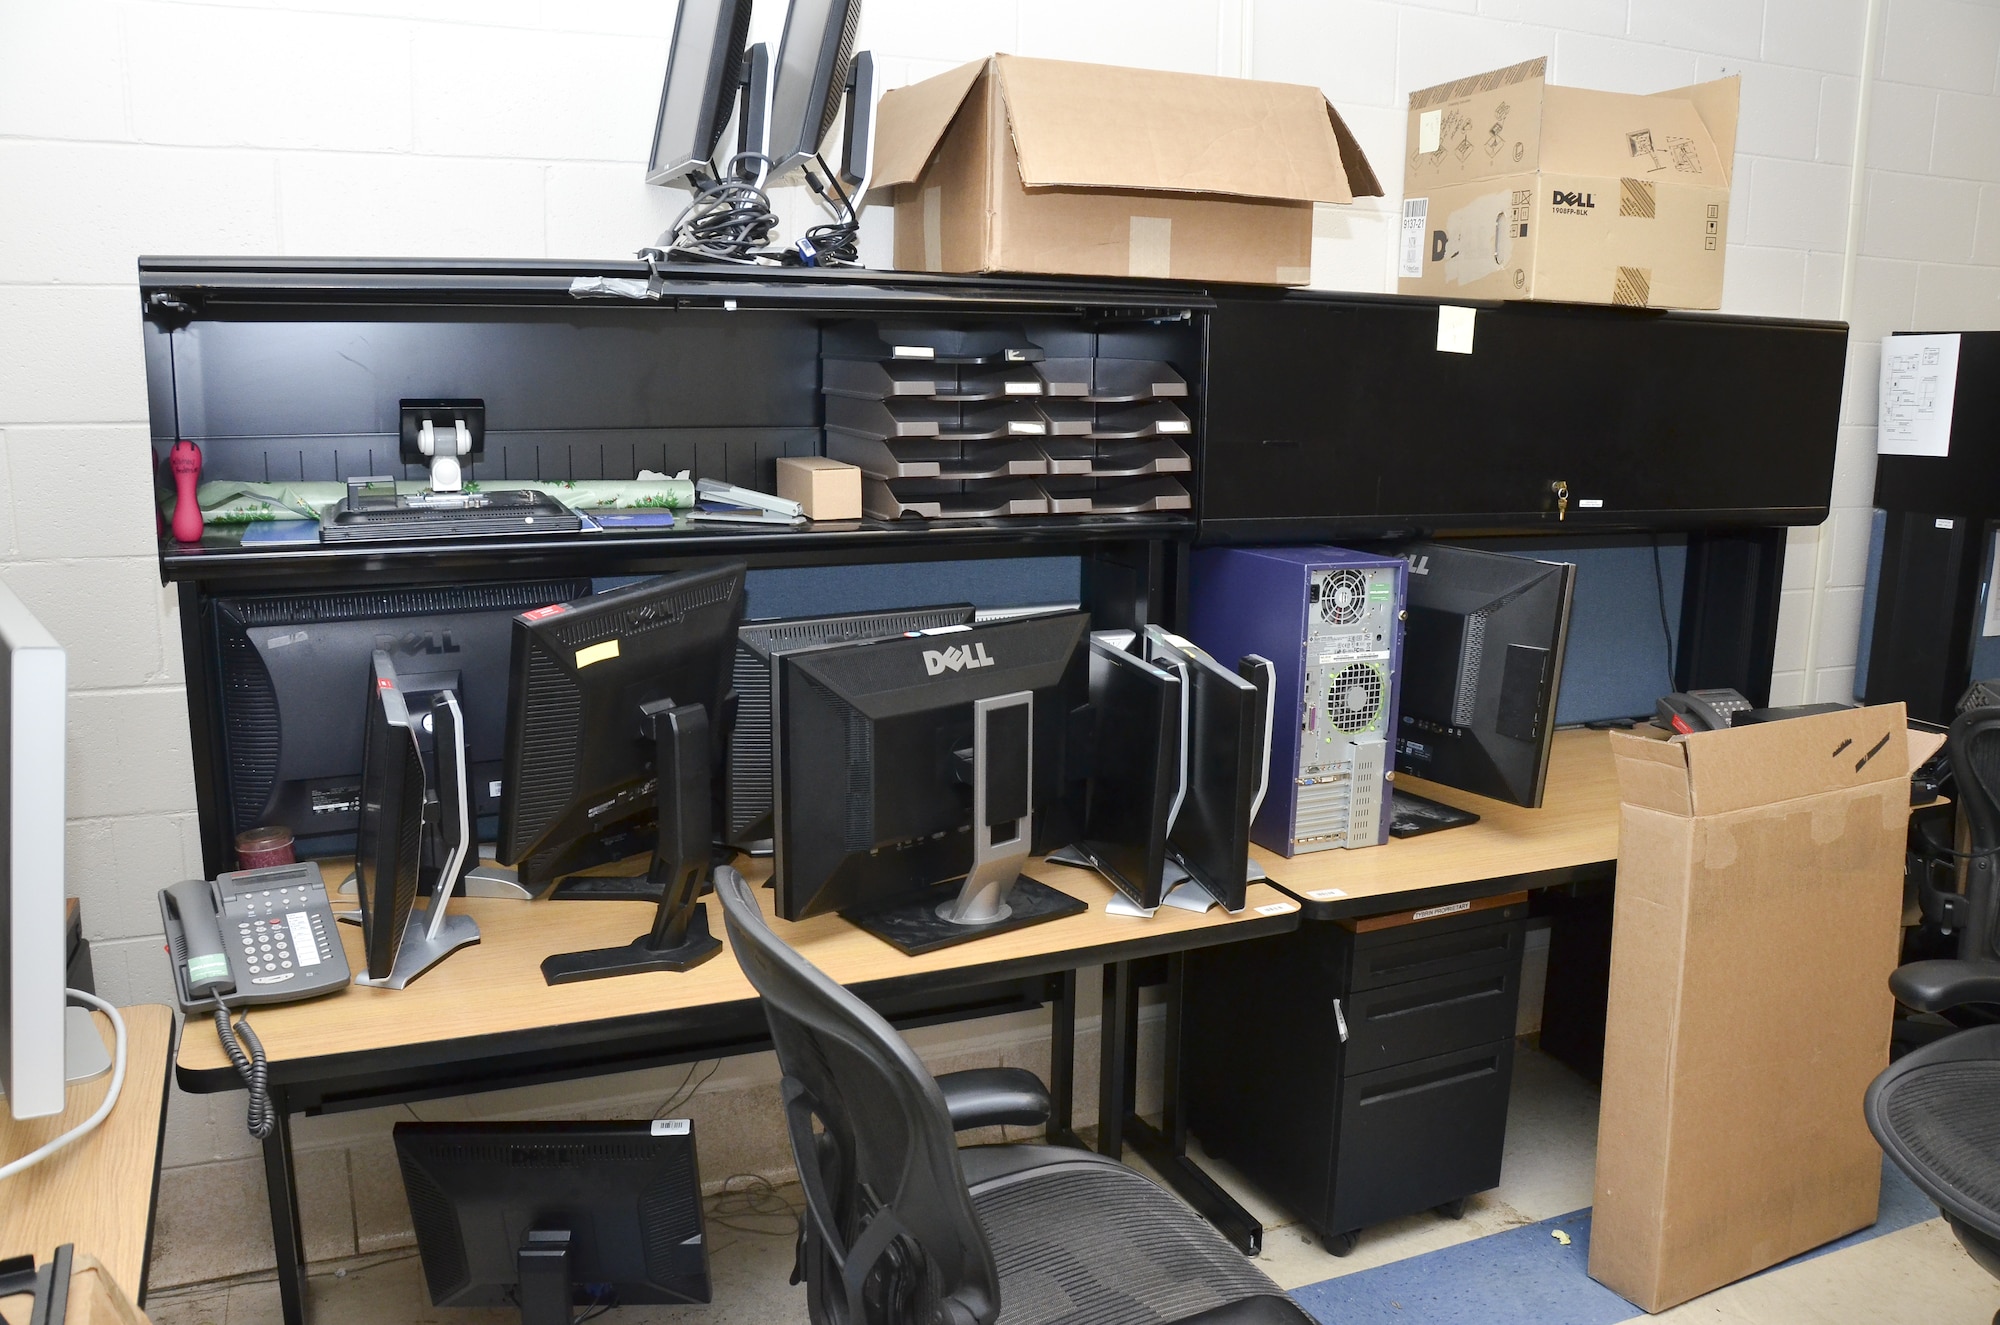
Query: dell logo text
xmin=1551 ymin=190 xmax=1595 ymax=209
xmin=924 ymin=643 xmax=996 ymax=675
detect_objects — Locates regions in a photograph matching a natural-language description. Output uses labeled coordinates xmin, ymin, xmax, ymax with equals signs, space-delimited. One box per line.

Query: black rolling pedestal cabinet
xmin=1183 ymin=895 xmax=1529 ymax=1256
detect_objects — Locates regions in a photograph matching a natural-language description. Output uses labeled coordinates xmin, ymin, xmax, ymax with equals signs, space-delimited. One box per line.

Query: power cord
xmin=0 ymin=990 xmax=128 ymax=1182
xmin=1651 ymin=538 xmax=1676 ymax=691
xmin=213 ymin=995 xmax=274 ymax=1140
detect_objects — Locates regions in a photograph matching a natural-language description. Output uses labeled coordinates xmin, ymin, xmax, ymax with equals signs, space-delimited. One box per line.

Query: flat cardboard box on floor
xmin=1396 ymin=58 xmax=1738 ymax=309
xmin=1591 ymin=706 xmax=1944 ymax=1312
xmin=869 ymin=54 xmax=1381 ymax=286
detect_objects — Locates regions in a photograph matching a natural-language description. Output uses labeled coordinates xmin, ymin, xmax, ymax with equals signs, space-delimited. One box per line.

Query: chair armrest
xmin=1889 ymin=959 xmax=2000 ymax=1013
xmin=935 ymin=1067 xmax=1050 ymax=1131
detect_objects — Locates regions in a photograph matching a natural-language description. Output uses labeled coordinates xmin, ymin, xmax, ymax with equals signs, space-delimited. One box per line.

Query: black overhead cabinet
xmin=1198 ymin=289 xmax=1847 ymax=542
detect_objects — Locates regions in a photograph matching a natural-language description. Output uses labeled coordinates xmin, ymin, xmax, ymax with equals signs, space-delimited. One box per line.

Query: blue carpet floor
xmin=1289 ymin=1158 xmax=1938 ymax=1324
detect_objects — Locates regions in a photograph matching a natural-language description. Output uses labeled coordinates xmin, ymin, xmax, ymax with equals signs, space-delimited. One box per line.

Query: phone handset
xmin=164 ymin=878 xmax=233 ymax=998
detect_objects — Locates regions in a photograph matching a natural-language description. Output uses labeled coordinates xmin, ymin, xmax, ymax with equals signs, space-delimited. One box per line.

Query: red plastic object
xmin=169 ymin=439 xmax=203 ymax=542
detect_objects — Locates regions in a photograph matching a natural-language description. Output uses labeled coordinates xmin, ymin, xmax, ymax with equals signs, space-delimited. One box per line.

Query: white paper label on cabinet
xmin=1436 ymin=305 xmax=1476 ymax=355
xmin=1578 ymin=498 xmax=1604 ymax=508
xmin=1412 ymin=901 xmax=1473 ymax=921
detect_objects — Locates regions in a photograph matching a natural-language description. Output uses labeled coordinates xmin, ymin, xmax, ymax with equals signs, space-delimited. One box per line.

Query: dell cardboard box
xmin=1397 ymin=59 xmax=1738 ymax=310
xmin=1590 ymin=707 xmax=1944 ymax=1311
xmin=870 ymin=55 xmax=1382 ymax=286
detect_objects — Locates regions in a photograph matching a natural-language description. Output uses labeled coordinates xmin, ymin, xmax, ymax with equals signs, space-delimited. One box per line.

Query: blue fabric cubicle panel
xmin=742 ymin=558 xmax=1081 ymax=620
xmin=1455 ymin=537 xmax=1685 ymax=726
xmin=594 ymin=559 xmax=1082 ymax=620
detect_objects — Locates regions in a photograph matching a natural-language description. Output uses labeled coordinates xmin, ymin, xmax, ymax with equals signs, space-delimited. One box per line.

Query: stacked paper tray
xmin=820 ymin=331 xmax=1192 ymax=521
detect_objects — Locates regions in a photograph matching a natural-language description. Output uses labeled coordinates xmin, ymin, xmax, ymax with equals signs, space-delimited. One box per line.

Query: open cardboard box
xmin=1397 ymin=58 xmax=1738 ymax=309
xmin=1591 ymin=705 xmax=1945 ymax=1311
xmin=870 ymin=55 xmax=1382 ymax=286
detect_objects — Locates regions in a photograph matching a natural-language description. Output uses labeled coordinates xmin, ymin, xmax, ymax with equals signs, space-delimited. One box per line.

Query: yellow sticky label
xmin=576 ymin=639 xmax=621 ymax=668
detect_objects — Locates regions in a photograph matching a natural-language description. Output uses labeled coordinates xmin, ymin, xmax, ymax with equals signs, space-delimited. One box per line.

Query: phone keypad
xmin=230 ymin=883 xmax=334 ymax=979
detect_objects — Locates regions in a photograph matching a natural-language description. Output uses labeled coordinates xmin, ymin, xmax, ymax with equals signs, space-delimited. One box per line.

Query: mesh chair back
xmin=715 ymin=868 xmax=999 ymax=1325
xmin=1947 ymin=706 xmax=2000 ymax=962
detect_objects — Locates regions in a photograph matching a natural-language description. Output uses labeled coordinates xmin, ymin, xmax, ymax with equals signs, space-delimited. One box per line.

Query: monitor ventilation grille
xmin=554 ymin=576 xmax=738 ymax=650
xmin=398 ymin=1153 xmax=471 ymax=1299
xmin=1319 ymin=569 xmax=1369 ymax=626
xmin=218 ymin=627 xmax=281 ymax=834
xmin=224 ymin=580 xmax=588 ymax=628
xmin=506 ymin=640 xmax=583 ymax=855
xmin=1327 ymin=662 xmax=1386 ymax=735
xmin=1453 ymin=612 xmax=1488 ymax=727
xmin=639 ymin=1149 xmax=700 ymax=1283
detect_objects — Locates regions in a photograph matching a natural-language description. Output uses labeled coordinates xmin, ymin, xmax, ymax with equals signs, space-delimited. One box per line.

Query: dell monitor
xmin=496 ymin=565 xmax=746 ymax=984
xmin=1391 ymin=541 xmax=1575 ymax=809
xmin=0 ymin=583 xmax=92 ymax=1121
xmin=767 ymin=0 xmax=863 ymax=178
xmin=207 ymin=578 xmax=589 ymax=862
xmin=772 ymin=612 xmax=1091 ymax=954
xmin=1145 ymin=628 xmax=1273 ymax=913
xmin=1053 ymin=634 xmax=1184 ymax=911
xmin=396 ymin=1119 xmax=710 ymax=1325
xmin=355 ymin=651 xmax=428 ymax=982
xmin=647 ymin=0 xmax=764 ymax=186
xmin=726 ymin=603 xmax=976 ymax=849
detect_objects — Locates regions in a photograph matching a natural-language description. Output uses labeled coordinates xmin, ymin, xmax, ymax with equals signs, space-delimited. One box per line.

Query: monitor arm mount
xmin=540 ymin=699 xmax=723 ymax=985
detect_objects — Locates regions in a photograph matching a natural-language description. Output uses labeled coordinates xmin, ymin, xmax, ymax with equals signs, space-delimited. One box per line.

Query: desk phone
xmin=160 ymin=862 xmax=352 ymax=1013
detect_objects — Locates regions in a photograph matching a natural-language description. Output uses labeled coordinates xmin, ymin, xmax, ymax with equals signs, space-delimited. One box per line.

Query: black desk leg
xmin=1046 ymin=969 xmax=1083 ymax=1149
xmin=1123 ymin=953 xmax=1264 ymax=1255
xmin=1097 ymin=961 xmax=1139 ymax=1158
xmin=261 ymin=1101 xmax=309 ymax=1325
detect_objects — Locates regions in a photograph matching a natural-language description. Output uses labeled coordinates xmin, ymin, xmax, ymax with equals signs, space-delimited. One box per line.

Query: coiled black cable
xmin=656 ymin=154 xmax=782 ymax=265
xmin=790 ymin=154 xmax=860 ymax=268
xmin=214 ymin=996 xmax=274 ymax=1140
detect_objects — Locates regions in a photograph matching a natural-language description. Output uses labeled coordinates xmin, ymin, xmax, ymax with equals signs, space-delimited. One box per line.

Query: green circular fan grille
xmin=1327 ymin=662 xmax=1386 ymax=734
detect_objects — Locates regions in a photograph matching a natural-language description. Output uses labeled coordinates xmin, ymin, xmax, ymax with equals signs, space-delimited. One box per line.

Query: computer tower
xmin=1188 ymin=546 xmax=1405 ymax=854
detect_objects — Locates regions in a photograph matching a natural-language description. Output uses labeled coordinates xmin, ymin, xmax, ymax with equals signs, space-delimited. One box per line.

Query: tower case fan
xmin=1187 ymin=546 xmax=1406 ymax=855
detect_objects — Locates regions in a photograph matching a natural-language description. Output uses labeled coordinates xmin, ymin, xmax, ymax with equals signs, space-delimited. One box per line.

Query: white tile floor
xmin=143 ymin=1047 xmax=1998 ymax=1325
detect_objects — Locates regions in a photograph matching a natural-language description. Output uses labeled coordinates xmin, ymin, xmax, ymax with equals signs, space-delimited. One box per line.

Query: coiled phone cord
xmin=213 ymin=997 xmax=274 ymax=1140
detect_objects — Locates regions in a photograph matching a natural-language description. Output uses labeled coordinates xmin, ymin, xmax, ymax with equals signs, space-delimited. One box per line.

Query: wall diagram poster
xmin=1878 ymin=332 xmax=1960 ymax=457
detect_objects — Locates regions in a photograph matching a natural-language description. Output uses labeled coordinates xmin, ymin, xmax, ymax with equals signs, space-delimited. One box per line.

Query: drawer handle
xmin=1369 ymin=934 xmax=1513 ymax=977
xmin=1368 ymin=977 xmax=1507 ymax=1022
xmin=1356 ymin=1058 xmax=1499 ymax=1107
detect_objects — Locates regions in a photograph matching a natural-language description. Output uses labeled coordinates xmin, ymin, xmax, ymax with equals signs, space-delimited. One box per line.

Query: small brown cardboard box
xmin=1591 ymin=707 xmax=1945 ymax=1312
xmin=1396 ymin=58 xmax=1738 ymax=309
xmin=776 ymin=455 xmax=861 ymax=521
xmin=870 ymin=55 xmax=1382 ymax=286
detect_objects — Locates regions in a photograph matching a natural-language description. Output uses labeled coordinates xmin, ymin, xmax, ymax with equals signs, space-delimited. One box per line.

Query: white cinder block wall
xmin=2 ymin=0 xmax=1990 ymax=1284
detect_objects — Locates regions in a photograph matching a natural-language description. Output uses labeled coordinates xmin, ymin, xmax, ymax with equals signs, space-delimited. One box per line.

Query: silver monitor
xmin=647 ymin=0 xmax=763 ymax=185
xmin=0 ymin=582 xmax=68 ymax=1120
xmin=767 ymin=0 xmax=862 ymax=178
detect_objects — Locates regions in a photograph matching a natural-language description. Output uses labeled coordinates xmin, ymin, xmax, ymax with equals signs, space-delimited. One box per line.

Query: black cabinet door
xmin=1200 ymin=292 xmax=1845 ymax=541
xmin=1329 ymin=1040 xmax=1517 ymax=1232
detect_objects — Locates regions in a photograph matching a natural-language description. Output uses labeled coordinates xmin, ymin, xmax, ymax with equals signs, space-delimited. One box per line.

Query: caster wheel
xmin=1322 ymin=1230 xmax=1359 ymax=1257
xmin=1435 ymin=1197 xmax=1469 ymax=1220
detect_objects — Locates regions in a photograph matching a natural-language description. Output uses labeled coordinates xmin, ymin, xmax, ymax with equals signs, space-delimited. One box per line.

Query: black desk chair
xmin=1868 ymin=707 xmax=2000 ymax=1320
xmin=714 ymin=867 xmax=1310 ymax=1325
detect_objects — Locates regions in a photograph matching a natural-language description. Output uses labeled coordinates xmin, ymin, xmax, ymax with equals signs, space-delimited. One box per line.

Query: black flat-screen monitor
xmin=647 ymin=0 xmax=757 ymax=185
xmin=1391 ymin=542 xmax=1575 ymax=808
xmin=726 ymin=603 xmax=976 ymax=848
xmin=1145 ymin=627 xmax=1272 ymax=912
xmin=395 ymin=1120 xmax=710 ymax=1321
xmin=208 ymin=579 xmax=590 ymax=858
xmin=356 ymin=650 xmax=427 ymax=981
xmin=768 ymin=0 xmax=861 ymax=177
xmin=1069 ymin=635 xmax=1183 ymax=910
xmin=771 ymin=613 xmax=1090 ymax=941
xmin=496 ymin=567 xmax=745 ymax=893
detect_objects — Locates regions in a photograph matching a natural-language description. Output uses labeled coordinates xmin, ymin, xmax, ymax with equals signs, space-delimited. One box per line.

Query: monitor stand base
xmin=541 ymin=903 xmax=721 ymax=985
xmin=846 ymin=876 xmax=1085 ymax=956
xmin=349 ymin=909 xmax=481 ymax=990
xmin=64 ymin=1005 xmax=111 ymax=1084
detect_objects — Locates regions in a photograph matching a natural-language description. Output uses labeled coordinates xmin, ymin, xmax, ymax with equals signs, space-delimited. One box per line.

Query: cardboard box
xmin=1590 ymin=707 xmax=1945 ymax=1312
xmin=870 ymin=55 xmax=1381 ymax=286
xmin=776 ymin=455 xmax=861 ymax=521
xmin=1396 ymin=58 xmax=1737 ymax=309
